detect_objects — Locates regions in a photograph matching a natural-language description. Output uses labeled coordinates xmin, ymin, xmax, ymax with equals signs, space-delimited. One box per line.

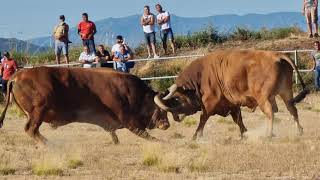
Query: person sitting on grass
xmin=113 ymin=44 xmax=133 ymax=73
xmin=79 ymin=46 xmax=97 ymax=68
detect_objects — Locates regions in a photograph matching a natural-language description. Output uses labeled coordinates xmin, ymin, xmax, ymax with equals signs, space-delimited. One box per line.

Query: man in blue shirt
xmin=312 ymin=41 xmax=320 ymax=90
xmin=113 ymin=45 xmax=132 ymax=73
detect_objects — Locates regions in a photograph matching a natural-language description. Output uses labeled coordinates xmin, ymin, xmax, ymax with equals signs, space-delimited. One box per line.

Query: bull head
xmin=154 ymin=84 xmax=200 ymax=122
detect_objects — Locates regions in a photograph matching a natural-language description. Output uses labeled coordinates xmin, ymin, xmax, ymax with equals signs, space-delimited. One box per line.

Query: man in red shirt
xmin=1 ymin=52 xmax=17 ymax=97
xmin=78 ymin=13 xmax=97 ymax=53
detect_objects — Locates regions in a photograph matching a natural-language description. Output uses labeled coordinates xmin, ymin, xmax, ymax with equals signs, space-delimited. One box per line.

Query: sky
xmin=0 ymin=0 xmax=302 ymax=40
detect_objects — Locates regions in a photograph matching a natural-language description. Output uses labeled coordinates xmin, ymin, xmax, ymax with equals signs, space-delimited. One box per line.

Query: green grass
xmin=32 ymin=166 xmax=63 ymax=176
xmin=216 ymin=117 xmax=233 ymax=125
xmin=188 ymin=143 xmax=200 ymax=150
xmin=183 ymin=117 xmax=198 ymax=127
xmin=171 ymin=132 xmax=185 ymax=139
xmin=67 ymin=159 xmax=84 ymax=169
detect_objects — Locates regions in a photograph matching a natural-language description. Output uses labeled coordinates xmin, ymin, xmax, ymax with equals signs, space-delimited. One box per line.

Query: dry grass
xmin=0 ymin=94 xmax=320 ymax=179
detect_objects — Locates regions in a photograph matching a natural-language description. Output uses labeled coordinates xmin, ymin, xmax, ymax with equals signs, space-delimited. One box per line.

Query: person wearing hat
xmin=1 ymin=52 xmax=17 ymax=97
xmin=53 ymin=15 xmax=70 ymax=64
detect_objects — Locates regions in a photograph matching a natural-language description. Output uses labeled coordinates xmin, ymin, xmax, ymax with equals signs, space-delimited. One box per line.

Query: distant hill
xmin=0 ymin=38 xmax=49 ymax=54
xmin=30 ymin=12 xmax=306 ymax=47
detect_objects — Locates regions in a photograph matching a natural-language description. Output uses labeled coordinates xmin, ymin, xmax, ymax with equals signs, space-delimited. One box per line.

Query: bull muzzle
xmin=157 ymin=121 xmax=170 ymax=130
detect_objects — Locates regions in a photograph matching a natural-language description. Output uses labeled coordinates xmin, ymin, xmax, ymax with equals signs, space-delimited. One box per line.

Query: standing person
xmin=1 ymin=52 xmax=17 ymax=98
xmin=155 ymin=4 xmax=176 ymax=55
xmin=53 ymin=15 xmax=70 ymax=65
xmin=79 ymin=46 xmax=97 ymax=68
xmin=303 ymin=0 xmax=319 ymax=38
xmin=78 ymin=13 xmax=97 ymax=53
xmin=95 ymin=45 xmax=112 ymax=68
xmin=312 ymin=41 xmax=320 ymax=90
xmin=113 ymin=44 xmax=133 ymax=73
xmin=141 ymin=5 xmax=159 ymax=59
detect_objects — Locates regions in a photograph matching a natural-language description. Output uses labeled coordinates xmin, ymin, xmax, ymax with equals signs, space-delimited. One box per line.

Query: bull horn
xmin=154 ymin=95 xmax=171 ymax=111
xmin=162 ymin=84 xmax=177 ymax=100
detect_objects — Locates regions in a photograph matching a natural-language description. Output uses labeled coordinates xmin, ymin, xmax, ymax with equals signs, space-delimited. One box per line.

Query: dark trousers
xmin=82 ymin=39 xmax=96 ymax=53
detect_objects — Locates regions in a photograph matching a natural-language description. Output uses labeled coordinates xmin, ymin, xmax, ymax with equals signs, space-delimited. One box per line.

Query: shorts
xmin=305 ymin=7 xmax=318 ymax=23
xmin=144 ymin=32 xmax=156 ymax=45
xmin=161 ymin=28 xmax=174 ymax=42
xmin=55 ymin=40 xmax=68 ymax=56
xmin=1 ymin=79 xmax=8 ymax=94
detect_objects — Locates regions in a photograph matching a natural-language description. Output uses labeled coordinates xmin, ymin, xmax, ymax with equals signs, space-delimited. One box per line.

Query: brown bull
xmin=0 ymin=67 xmax=170 ymax=145
xmin=154 ymin=49 xmax=309 ymax=139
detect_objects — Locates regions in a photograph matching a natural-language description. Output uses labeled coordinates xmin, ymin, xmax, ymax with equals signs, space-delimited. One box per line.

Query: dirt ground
xmin=0 ymin=93 xmax=320 ymax=180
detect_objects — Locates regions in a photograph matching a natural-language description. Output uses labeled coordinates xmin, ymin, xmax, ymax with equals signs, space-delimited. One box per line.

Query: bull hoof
xmin=0 ymin=122 xmax=3 ymax=128
xmin=297 ymin=127 xmax=304 ymax=136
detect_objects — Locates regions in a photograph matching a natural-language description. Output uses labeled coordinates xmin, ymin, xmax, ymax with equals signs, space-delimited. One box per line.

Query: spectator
xmin=155 ymin=4 xmax=176 ymax=55
xmin=113 ymin=44 xmax=133 ymax=73
xmin=79 ymin=46 xmax=97 ymax=68
xmin=111 ymin=35 xmax=134 ymax=60
xmin=1 ymin=52 xmax=17 ymax=98
xmin=95 ymin=45 xmax=112 ymax=68
xmin=141 ymin=5 xmax=160 ymax=59
xmin=312 ymin=41 xmax=320 ymax=90
xmin=53 ymin=15 xmax=70 ymax=65
xmin=78 ymin=13 xmax=97 ymax=53
xmin=303 ymin=0 xmax=319 ymax=38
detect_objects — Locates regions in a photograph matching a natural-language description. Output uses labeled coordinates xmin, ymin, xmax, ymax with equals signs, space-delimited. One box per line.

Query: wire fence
xmin=23 ymin=49 xmax=315 ymax=83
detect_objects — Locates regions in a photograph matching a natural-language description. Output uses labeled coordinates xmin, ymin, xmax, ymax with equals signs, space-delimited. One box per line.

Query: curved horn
xmin=154 ymin=95 xmax=171 ymax=111
xmin=162 ymin=84 xmax=178 ymax=100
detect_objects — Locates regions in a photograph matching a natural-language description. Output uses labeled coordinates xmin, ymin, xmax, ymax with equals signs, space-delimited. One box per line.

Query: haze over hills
xmin=2 ymin=12 xmax=306 ymax=52
xmin=0 ymin=38 xmax=49 ymax=54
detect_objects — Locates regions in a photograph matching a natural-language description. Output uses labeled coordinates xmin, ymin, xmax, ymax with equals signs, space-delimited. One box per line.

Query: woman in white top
xmin=141 ymin=5 xmax=160 ymax=59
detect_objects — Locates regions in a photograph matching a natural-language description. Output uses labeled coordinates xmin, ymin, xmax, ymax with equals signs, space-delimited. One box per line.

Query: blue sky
xmin=0 ymin=0 xmax=302 ymax=40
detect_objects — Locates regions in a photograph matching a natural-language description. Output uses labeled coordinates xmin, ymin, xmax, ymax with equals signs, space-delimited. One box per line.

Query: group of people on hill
xmin=52 ymin=3 xmax=175 ymax=73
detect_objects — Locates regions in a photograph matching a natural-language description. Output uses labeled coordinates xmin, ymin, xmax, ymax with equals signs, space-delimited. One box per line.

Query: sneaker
xmin=154 ymin=55 xmax=160 ymax=59
xmin=147 ymin=55 xmax=151 ymax=59
xmin=315 ymin=33 xmax=319 ymax=38
xmin=309 ymin=34 xmax=314 ymax=38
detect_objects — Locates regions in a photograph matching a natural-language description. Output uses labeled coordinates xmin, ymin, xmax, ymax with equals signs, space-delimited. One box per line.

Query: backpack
xmin=54 ymin=23 xmax=67 ymax=40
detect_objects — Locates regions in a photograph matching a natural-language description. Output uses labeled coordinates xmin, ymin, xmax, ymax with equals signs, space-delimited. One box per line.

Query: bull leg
xmin=230 ymin=107 xmax=247 ymax=138
xmin=259 ymin=100 xmax=275 ymax=138
xmin=280 ymin=93 xmax=303 ymax=136
xmin=110 ymin=131 xmax=119 ymax=144
xmin=192 ymin=112 xmax=209 ymax=140
xmin=25 ymin=111 xmax=47 ymax=145
xmin=129 ymin=128 xmax=158 ymax=141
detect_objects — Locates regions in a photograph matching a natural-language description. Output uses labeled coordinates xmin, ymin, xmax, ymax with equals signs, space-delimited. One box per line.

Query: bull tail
xmin=0 ymin=79 xmax=15 ymax=128
xmin=281 ymin=55 xmax=310 ymax=104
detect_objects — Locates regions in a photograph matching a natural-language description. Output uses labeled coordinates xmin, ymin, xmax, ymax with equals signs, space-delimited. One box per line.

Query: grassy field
xmin=0 ymin=93 xmax=320 ymax=179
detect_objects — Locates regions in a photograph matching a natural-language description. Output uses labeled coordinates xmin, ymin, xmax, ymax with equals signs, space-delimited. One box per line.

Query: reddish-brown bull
xmin=0 ymin=67 xmax=170 ymax=145
xmin=154 ymin=49 xmax=309 ymax=139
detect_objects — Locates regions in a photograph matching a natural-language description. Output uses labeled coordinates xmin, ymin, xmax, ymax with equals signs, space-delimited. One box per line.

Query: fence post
xmin=294 ymin=50 xmax=298 ymax=84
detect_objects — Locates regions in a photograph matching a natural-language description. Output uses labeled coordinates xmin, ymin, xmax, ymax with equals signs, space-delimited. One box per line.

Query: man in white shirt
xmin=79 ymin=46 xmax=97 ymax=68
xmin=156 ymin=4 xmax=176 ymax=55
xmin=111 ymin=35 xmax=133 ymax=58
xmin=141 ymin=5 xmax=159 ymax=59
